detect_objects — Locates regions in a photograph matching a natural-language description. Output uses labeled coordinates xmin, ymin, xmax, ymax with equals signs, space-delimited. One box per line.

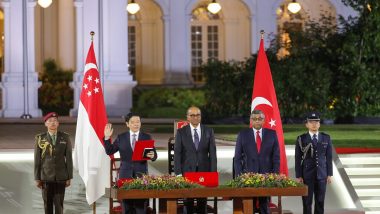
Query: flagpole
xmin=260 ymin=30 xmax=265 ymax=39
xmin=90 ymin=30 xmax=97 ymax=214
xmin=90 ymin=31 xmax=95 ymax=41
xmin=93 ymin=202 xmax=96 ymax=214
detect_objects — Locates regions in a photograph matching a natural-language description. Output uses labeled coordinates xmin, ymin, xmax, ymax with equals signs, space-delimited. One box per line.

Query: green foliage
xmin=202 ymin=59 xmax=254 ymax=119
xmin=133 ymin=88 xmax=205 ymax=118
xmin=119 ymin=175 xmax=202 ymax=190
xmin=201 ymin=6 xmax=380 ymax=121
xmin=334 ymin=0 xmax=380 ymax=118
xmin=38 ymin=59 xmax=73 ymax=115
xmin=224 ymin=173 xmax=303 ymax=188
xmin=268 ymin=16 xmax=335 ymax=119
xmin=217 ymin=124 xmax=380 ymax=148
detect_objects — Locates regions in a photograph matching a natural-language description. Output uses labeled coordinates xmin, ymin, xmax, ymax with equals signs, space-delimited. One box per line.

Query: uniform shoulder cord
xmin=298 ymin=136 xmax=313 ymax=166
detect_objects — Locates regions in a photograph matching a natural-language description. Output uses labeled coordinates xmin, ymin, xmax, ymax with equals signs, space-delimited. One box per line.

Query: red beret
xmin=44 ymin=112 xmax=58 ymax=122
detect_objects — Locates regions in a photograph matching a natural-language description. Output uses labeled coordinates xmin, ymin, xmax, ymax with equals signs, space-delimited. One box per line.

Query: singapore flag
xmin=73 ymin=41 xmax=110 ymax=205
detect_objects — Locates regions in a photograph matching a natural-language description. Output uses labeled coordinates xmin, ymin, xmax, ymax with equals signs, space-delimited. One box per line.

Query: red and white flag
xmin=251 ymin=38 xmax=288 ymax=175
xmin=73 ymin=41 xmax=110 ymax=204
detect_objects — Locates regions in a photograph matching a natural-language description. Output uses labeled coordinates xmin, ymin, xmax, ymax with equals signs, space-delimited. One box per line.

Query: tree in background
xmin=331 ymin=0 xmax=380 ymax=121
xmin=38 ymin=59 xmax=73 ymax=115
xmin=202 ymin=1 xmax=380 ymax=122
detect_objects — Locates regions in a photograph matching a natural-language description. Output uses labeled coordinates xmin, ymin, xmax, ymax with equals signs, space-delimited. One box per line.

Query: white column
xmin=250 ymin=14 xmax=259 ymax=54
xmin=163 ymin=1 xmax=192 ymax=85
xmin=58 ymin=0 xmax=75 ymax=70
xmin=102 ymin=0 xmax=136 ymax=116
xmin=71 ymin=0 xmax=136 ymax=117
xmin=69 ymin=0 xmax=84 ymax=116
xmin=0 ymin=0 xmax=42 ymax=118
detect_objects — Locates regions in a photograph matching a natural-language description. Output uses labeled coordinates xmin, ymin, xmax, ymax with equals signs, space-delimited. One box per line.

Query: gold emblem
xmin=199 ymin=176 xmax=205 ymax=183
xmin=37 ymin=135 xmax=52 ymax=158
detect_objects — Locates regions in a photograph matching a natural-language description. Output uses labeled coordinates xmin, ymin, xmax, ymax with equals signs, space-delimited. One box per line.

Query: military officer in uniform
xmin=34 ymin=112 xmax=73 ymax=214
xmin=295 ymin=112 xmax=333 ymax=214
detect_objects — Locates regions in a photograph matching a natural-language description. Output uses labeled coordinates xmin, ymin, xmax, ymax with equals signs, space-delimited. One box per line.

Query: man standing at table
xmin=34 ymin=112 xmax=73 ymax=214
xmin=174 ymin=106 xmax=217 ymax=214
xmin=234 ymin=109 xmax=280 ymax=214
xmin=104 ymin=112 xmax=157 ymax=214
xmin=295 ymin=112 xmax=333 ymax=214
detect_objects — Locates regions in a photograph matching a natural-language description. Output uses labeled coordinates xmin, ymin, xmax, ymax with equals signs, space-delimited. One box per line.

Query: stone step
xmin=347 ymin=174 xmax=380 ymax=179
xmin=354 ymin=186 xmax=380 ymax=189
xmin=350 ymin=178 xmax=380 ymax=186
xmin=340 ymin=157 xmax=380 ymax=165
xmin=359 ymin=196 xmax=380 ymax=201
xmin=345 ymin=167 xmax=380 ymax=176
xmin=343 ymin=164 xmax=380 ymax=168
xmin=360 ymin=199 xmax=380 ymax=208
xmin=356 ymin=189 xmax=380 ymax=197
xmin=365 ymin=207 xmax=380 ymax=214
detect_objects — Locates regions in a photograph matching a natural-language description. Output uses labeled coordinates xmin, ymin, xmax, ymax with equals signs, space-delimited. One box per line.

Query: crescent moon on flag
xmin=251 ymin=97 xmax=273 ymax=112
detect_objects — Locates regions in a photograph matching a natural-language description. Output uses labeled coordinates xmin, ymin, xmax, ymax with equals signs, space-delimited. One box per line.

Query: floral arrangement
xmin=118 ymin=175 xmax=202 ymax=190
xmin=225 ymin=173 xmax=303 ymax=188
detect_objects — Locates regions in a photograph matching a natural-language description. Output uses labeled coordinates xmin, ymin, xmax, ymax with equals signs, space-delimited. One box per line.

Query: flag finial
xmin=90 ymin=31 xmax=95 ymax=41
xmin=260 ymin=30 xmax=265 ymax=39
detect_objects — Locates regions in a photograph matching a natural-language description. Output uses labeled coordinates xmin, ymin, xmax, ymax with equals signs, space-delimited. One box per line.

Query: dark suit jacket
xmin=234 ymin=128 xmax=280 ymax=177
xmin=104 ymin=131 xmax=157 ymax=179
xmin=174 ymin=124 xmax=217 ymax=175
xmin=34 ymin=131 xmax=73 ymax=181
xmin=295 ymin=132 xmax=333 ymax=180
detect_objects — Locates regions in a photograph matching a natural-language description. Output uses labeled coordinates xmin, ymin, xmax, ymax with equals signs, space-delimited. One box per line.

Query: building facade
xmin=0 ymin=0 xmax=355 ymax=117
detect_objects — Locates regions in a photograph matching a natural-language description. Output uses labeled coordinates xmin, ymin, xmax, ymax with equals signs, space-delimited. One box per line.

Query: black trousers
xmin=302 ymin=178 xmax=327 ymax=214
xmin=42 ymin=181 xmax=66 ymax=214
xmin=122 ymin=199 xmax=147 ymax=214
xmin=253 ymin=197 xmax=270 ymax=214
xmin=183 ymin=198 xmax=207 ymax=214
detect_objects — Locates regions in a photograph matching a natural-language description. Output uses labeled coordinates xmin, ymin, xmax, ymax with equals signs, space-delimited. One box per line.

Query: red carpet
xmin=335 ymin=147 xmax=380 ymax=154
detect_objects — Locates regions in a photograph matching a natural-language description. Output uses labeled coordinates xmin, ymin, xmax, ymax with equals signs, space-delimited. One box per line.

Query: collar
xmin=130 ymin=131 xmax=140 ymax=137
xmin=190 ymin=124 xmax=201 ymax=130
xmin=48 ymin=131 xmax=57 ymax=136
xmin=309 ymin=131 xmax=319 ymax=138
xmin=252 ymin=128 xmax=263 ymax=133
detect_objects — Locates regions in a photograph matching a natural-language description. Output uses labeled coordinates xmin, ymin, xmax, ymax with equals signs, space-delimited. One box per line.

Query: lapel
xmin=126 ymin=131 xmax=132 ymax=151
xmin=46 ymin=132 xmax=53 ymax=145
xmin=200 ymin=124 xmax=206 ymax=147
xmin=185 ymin=125 xmax=197 ymax=151
xmin=317 ymin=133 xmax=323 ymax=148
xmin=304 ymin=133 xmax=312 ymax=145
xmin=56 ymin=132 xmax=61 ymax=145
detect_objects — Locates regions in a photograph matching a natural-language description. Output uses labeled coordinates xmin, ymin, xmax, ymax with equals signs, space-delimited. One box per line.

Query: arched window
xmin=276 ymin=1 xmax=305 ymax=59
xmin=0 ymin=9 xmax=4 ymax=77
xmin=191 ymin=4 xmax=224 ymax=83
xmin=128 ymin=13 xmax=141 ymax=81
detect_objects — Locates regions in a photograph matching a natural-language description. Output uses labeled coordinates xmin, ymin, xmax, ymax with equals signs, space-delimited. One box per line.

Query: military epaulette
xmin=35 ymin=133 xmax=47 ymax=139
xmin=60 ymin=131 xmax=70 ymax=136
xmin=320 ymin=132 xmax=330 ymax=137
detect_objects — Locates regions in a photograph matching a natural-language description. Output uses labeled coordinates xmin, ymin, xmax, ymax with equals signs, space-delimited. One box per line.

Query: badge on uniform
xmin=60 ymin=141 xmax=67 ymax=144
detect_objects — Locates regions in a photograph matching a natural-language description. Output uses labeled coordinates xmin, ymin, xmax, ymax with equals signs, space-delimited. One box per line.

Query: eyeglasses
xmin=188 ymin=114 xmax=201 ymax=117
xmin=250 ymin=118 xmax=264 ymax=122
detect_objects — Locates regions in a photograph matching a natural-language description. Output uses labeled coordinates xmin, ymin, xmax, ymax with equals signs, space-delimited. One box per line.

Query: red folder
xmin=131 ymin=140 xmax=155 ymax=161
xmin=184 ymin=172 xmax=219 ymax=187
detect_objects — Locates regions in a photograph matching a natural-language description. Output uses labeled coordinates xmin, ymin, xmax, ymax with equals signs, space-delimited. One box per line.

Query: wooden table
xmin=105 ymin=187 xmax=307 ymax=214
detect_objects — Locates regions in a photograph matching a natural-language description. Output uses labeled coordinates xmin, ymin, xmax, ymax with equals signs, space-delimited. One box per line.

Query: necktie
xmin=193 ymin=129 xmax=199 ymax=150
xmin=51 ymin=134 xmax=56 ymax=146
xmin=256 ymin=131 xmax=261 ymax=153
xmin=312 ymin=134 xmax=318 ymax=147
xmin=132 ymin=134 xmax=137 ymax=150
